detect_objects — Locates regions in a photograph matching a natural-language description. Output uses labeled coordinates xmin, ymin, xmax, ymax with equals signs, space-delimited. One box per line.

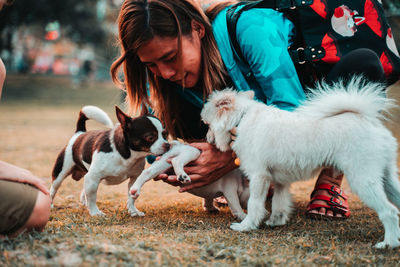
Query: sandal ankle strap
xmin=311 ymin=184 xmax=348 ymax=200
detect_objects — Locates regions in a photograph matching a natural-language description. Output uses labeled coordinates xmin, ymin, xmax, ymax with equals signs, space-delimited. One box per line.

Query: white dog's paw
xmin=230 ymin=222 xmax=257 ymax=232
xmin=89 ymin=209 xmax=105 ymax=217
xmin=129 ymin=209 xmax=145 ymax=217
xmin=265 ymin=212 xmax=289 ymax=227
xmin=206 ymin=130 xmax=215 ymax=144
xmin=177 ymin=174 xmax=191 ymax=184
xmin=374 ymin=242 xmax=388 ymax=249
xmin=216 ymin=143 xmax=230 ymax=153
xmin=127 ymin=201 xmax=145 ymax=217
xmin=374 ymin=240 xmax=400 ymax=249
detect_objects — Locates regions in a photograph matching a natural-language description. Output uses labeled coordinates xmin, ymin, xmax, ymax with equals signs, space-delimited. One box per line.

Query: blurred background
xmin=0 ymin=0 xmax=124 ymax=87
xmin=0 ymin=0 xmax=399 ymax=89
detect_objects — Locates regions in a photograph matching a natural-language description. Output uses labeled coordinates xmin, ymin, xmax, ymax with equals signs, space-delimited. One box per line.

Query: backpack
xmin=226 ymin=0 xmax=400 ymax=86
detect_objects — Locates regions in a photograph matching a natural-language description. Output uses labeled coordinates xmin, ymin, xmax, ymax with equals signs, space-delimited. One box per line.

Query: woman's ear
xmin=191 ymin=19 xmax=205 ymax=39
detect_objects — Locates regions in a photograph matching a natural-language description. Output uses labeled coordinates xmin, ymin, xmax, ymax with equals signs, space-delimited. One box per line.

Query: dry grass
xmin=1 ymin=74 xmax=400 ymax=266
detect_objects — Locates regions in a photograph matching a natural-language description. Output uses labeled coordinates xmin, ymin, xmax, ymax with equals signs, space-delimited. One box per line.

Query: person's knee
xmin=354 ymin=48 xmax=385 ymax=82
xmin=327 ymin=48 xmax=385 ymax=84
xmin=27 ymin=191 xmax=51 ymax=232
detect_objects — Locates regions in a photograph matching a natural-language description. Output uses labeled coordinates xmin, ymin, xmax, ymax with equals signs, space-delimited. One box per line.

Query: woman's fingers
xmin=154 ymin=173 xmax=168 ymax=181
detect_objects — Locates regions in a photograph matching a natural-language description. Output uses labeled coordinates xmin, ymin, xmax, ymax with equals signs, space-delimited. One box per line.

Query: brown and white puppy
xmin=50 ymin=106 xmax=169 ymax=216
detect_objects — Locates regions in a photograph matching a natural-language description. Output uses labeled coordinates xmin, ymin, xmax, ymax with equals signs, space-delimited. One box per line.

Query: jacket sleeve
xmin=236 ymin=8 xmax=306 ymax=110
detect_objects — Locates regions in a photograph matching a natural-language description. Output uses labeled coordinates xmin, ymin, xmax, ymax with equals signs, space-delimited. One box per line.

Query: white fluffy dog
xmin=200 ymin=77 xmax=400 ymax=249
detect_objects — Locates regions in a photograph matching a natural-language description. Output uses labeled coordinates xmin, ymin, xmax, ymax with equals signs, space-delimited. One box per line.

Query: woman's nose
xmin=158 ymin=64 xmax=176 ymax=80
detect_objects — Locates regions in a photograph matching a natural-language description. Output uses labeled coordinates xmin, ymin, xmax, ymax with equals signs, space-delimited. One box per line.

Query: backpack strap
xmin=226 ymin=0 xmax=314 ymax=65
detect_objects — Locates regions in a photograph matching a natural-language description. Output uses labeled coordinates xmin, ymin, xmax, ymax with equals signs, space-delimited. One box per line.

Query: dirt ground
xmin=0 ymin=75 xmax=400 ymax=266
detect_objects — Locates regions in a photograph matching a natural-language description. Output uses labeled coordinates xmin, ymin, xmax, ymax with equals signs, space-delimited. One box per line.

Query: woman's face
xmin=137 ymin=22 xmax=204 ymax=88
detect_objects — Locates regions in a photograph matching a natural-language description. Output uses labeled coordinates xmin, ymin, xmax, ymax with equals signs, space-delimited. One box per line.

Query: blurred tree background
xmin=0 ymin=0 xmax=122 ymax=81
xmin=0 ymin=0 xmax=106 ymax=46
xmin=0 ymin=0 xmax=399 ymax=82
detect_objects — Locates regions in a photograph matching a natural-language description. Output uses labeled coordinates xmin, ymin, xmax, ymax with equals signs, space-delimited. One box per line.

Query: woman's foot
xmin=307 ymin=168 xmax=350 ymax=219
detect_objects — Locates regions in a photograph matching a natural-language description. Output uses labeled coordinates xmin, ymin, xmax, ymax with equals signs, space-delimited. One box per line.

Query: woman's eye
xmin=165 ymin=54 xmax=177 ymax=63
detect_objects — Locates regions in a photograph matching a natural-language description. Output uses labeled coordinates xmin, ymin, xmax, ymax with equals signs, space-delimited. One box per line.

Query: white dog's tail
xmin=75 ymin=105 xmax=114 ymax=132
xmin=296 ymin=76 xmax=396 ymax=121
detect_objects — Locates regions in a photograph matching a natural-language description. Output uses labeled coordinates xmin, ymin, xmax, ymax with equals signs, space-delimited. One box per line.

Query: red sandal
xmin=306 ymin=184 xmax=350 ymax=219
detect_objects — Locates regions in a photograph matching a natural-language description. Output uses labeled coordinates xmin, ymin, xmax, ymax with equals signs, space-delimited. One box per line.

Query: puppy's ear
xmin=115 ymin=105 xmax=130 ymax=125
xmin=239 ymin=90 xmax=255 ymax=99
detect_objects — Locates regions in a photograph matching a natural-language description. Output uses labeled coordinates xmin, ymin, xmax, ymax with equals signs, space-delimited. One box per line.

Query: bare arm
xmin=0 ymin=58 xmax=5 ymax=99
xmin=0 ymin=160 xmax=50 ymax=195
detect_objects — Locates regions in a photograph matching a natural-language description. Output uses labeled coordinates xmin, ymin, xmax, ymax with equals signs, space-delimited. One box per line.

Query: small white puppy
xmin=201 ymin=77 xmax=400 ymax=249
xmin=130 ymin=141 xmax=249 ymax=220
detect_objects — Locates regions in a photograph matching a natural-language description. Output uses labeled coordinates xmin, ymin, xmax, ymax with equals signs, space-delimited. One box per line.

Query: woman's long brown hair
xmin=111 ymin=0 xmax=229 ymax=138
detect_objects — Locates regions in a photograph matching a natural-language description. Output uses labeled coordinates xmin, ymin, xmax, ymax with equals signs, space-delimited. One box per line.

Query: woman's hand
xmin=0 ymin=160 xmax=50 ymax=195
xmin=154 ymin=142 xmax=237 ymax=192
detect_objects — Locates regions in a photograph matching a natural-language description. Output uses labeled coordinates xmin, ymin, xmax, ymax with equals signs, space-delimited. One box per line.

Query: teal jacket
xmin=172 ymin=5 xmax=308 ymax=140
xmin=212 ymin=6 xmax=305 ymax=110
xmin=178 ymin=5 xmax=306 ymax=111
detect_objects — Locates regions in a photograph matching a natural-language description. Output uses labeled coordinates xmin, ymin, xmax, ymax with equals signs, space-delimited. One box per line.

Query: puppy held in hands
xmin=201 ymin=77 xmax=400 ymax=249
xmin=130 ymin=141 xmax=249 ymax=220
xmin=50 ymin=105 xmax=169 ymax=217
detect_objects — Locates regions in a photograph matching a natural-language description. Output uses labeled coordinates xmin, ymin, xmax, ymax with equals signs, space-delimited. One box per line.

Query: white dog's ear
xmin=239 ymin=90 xmax=255 ymax=100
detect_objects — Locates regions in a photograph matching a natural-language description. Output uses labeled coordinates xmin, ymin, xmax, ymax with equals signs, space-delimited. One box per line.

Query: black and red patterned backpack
xmin=226 ymin=0 xmax=400 ymax=86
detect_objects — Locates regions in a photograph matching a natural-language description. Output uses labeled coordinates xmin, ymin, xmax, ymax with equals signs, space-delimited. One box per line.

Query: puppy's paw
xmin=178 ymin=174 xmax=191 ymax=184
xmin=230 ymin=222 xmax=256 ymax=232
xmin=206 ymin=130 xmax=215 ymax=144
xmin=374 ymin=240 xmax=400 ymax=249
xmin=129 ymin=210 xmax=145 ymax=217
xmin=265 ymin=212 xmax=289 ymax=227
xmin=89 ymin=209 xmax=105 ymax=217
